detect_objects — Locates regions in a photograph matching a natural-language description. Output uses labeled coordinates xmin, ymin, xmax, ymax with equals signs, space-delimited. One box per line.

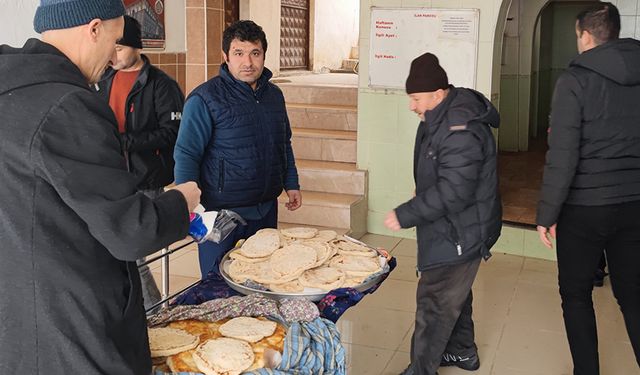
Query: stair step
xmin=277 ymin=222 xmax=351 ymax=236
xmin=291 ymin=129 xmax=357 ymax=163
xmin=277 ymin=84 xmax=357 ymax=107
xmin=296 ymin=160 xmax=366 ymax=195
xmin=292 ymin=128 xmax=357 ymax=140
xmin=286 ymin=103 xmax=357 ymax=132
xmin=277 ymin=191 xmax=366 ymax=233
xmin=341 ymin=58 xmax=359 ymax=71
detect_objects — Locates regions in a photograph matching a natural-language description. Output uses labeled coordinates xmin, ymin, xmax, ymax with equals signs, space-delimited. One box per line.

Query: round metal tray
xmin=219 ymin=252 xmax=387 ymax=302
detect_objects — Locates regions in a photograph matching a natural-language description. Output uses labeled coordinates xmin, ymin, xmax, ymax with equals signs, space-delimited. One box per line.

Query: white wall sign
xmin=369 ymin=8 xmax=479 ymax=90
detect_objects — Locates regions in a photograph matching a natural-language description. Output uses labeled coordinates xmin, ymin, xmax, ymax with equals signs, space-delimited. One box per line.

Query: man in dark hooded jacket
xmin=0 ymin=1 xmax=200 ymax=374
xmin=536 ymin=3 xmax=640 ymax=374
xmin=385 ymin=53 xmax=502 ymax=375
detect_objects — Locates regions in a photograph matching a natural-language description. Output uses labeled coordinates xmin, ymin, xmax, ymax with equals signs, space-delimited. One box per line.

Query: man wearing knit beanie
xmin=384 ymin=52 xmax=502 ymax=375
xmin=0 ymin=1 xmax=200 ymax=374
xmin=95 ymin=15 xmax=186 ymax=313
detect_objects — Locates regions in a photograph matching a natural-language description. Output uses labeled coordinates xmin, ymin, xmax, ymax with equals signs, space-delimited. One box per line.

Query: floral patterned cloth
xmin=148 ymin=294 xmax=319 ymax=327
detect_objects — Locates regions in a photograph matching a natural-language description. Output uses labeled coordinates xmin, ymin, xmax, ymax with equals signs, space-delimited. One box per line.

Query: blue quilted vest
xmin=189 ymin=65 xmax=289 ymax=209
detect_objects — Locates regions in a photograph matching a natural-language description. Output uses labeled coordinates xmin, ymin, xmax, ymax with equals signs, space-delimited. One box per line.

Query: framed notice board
xmin=369 ymin=8 xmax=479 ymax=90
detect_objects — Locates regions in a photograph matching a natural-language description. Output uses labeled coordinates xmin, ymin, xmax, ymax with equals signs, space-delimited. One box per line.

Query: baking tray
xmin=219 ymin=245 xmax=388 ymax=302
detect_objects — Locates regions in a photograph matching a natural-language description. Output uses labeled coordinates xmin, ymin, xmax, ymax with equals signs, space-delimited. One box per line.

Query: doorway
xmin=498 ymin=0 xmax=598 ymax=226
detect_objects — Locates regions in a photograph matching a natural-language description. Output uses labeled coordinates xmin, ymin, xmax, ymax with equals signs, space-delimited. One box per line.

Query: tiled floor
xmin=150 ymin=233 xmax=640 ymax=375
xmin=499 ymin=136 xmax=547 ymax=226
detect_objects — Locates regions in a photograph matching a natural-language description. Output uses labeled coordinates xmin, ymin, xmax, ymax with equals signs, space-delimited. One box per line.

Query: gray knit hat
xmin=34 ymin=0 xmax=125 ymax=33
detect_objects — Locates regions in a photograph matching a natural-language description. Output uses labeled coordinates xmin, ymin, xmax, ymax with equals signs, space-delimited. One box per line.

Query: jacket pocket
xmin=444 ymin=216 xmax=463 ymax=256
xmin=218 ymin=159 xmax=225 ymax=193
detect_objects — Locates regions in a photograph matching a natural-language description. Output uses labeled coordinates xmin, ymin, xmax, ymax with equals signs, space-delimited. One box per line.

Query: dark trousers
xmin=411 ymin=257 xmax=481 ymax=375
xmin=196 ymin=203 xmax=278 ymax=278
xmin=556 ymin=201 xmax=640 ymax=375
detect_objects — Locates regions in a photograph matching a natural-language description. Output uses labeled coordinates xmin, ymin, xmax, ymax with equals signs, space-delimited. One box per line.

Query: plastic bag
xmin=188 ymin=205 xmax=246 ymax=244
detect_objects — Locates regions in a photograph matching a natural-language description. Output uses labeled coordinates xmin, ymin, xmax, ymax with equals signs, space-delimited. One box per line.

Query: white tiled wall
xmin=611 ymin=0 xmax=640 ymax=38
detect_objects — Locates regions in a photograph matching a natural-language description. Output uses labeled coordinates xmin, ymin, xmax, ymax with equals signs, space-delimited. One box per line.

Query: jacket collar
xmin=424 ymin=85 xmax=457 ymax=132
xmin=99 ymin=54 xmax=151 ymax=87
xmin=219 ymin=62 xmax=273 ymax=96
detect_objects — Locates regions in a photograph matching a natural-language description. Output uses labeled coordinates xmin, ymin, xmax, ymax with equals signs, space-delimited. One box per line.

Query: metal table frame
xmin=139 ymin=239 xmax=200 ymax=314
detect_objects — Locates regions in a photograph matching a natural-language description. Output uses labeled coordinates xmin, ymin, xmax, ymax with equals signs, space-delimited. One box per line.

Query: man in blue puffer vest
xmin=174 ymin=20 xmax=301 ymax=277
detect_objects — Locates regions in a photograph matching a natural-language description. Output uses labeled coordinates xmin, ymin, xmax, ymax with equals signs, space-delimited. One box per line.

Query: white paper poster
xmin=369 ymin=8 xmax=479 ymax=89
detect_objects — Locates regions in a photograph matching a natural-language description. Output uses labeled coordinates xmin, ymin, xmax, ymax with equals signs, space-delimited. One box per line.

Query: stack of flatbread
xmin=224 ymin=227 xmax=384 ymax=293
xmin=151 ymin=316 xmax=285 ymax=374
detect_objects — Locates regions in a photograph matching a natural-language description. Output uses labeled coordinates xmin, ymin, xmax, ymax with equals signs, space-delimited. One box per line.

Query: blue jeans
xmin=197 ymin=203 xmax=278 ymax=278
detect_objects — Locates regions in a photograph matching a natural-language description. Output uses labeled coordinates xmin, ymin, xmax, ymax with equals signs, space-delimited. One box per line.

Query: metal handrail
xmin=140 ymin=239 xmax=197 ymax=313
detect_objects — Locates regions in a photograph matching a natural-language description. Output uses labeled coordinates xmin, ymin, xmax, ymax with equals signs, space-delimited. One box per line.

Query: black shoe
xmin=593 ymin=269 xmax=608 ymax=287
xmin=440 ymin=352 xmax=480 ymax=371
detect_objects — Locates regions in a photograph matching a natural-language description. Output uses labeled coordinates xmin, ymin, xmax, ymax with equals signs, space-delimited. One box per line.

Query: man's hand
xmin=172 ymin=181 xmax=201 ymax=212
xmin=384 ymin=210 xmax=401 ymax=231
xmin=537 ymin=224 xmax=557 ymax=249
xmin=285 ymin=190 xmax=302 ymax=211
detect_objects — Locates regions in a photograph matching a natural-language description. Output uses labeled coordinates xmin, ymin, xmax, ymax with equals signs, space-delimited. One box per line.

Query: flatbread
xmin=239 ymin=228 xmax=280 ymax=258
xmin=219 ymin=317 xmax=277 ymax=343
xmin=331 ymin=238 xmax=378 ymax=257
xmin=307 ymin=229 xmax=338 ymax=243
xmin=299 ymin=267 xmax=345 ymax=291
xmin=329 ymin=254 xmax=382 ymax=276
xmin=227 ymin=259 xmax=301 ymax=285
xmin=228 ymin=249 xmax=271 ymax=264
xmin=300 ymin=241 xmax=333 ymax=267
xmin=163 ymin=318 xmax=286 ymax=374
xmin=280 ymin=227 xmax=318 ymax=239
xmin=148 ymin=327 xmax=199 ymax=357
xmin=268 ymin=280 xmax=304 ymax=293
xmin=193 ymin=338 xmax=254 ymax=375
xmin=269 ymin=244 xmax=317 ymax=278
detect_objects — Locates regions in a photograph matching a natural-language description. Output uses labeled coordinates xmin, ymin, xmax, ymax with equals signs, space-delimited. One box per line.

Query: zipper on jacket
xmin=444 ymin=217 xmax=463 ymax=256
xmin=218 ymin=159 xmax=225 ymax=193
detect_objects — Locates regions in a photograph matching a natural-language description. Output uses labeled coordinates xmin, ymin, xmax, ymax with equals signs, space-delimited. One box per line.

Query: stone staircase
xmin=275 ymin=78 xmax=367 ymax=237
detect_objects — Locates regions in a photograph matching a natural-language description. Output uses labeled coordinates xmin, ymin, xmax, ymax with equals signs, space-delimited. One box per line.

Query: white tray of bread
xmin=219 ymin=227 xmax=389 ymax=301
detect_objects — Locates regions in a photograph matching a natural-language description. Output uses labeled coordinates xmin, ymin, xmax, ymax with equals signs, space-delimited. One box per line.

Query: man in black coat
xmin=385 ymin=53 xmax=502 ymax=375
xmin=536 ymin=3 xmax=640 ymax=373
xmin=95 ymin=15 xmax=185 ymax=311
xmin=0 ymin=1 xmax=200 ymax=374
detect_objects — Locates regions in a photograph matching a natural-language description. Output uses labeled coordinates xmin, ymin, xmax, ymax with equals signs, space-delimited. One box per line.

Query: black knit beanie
xmin=34 ymin=0 xmax=125 ymax=34
xmin=118 ymin=15 xmax=143 ymax=49
xmin=405 ymin=52 xmax=449 ymax=94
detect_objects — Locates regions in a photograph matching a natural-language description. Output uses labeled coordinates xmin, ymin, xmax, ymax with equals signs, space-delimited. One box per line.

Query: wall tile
xmin=186 ymin=0 xmax=204 ymax=8
xmin=617 ymin=0 xmax=638 ymax=15
xmin=159 ymin=64 xmax=177 ymax=81
xmin=186 ymin=65 xmax=206 ymax=95
xmin=176 ymin=63 xmax=186 ymax=94
xmin=620 ymin=15 xmax=637 ymax=38
xmin=207 ymin=9 xmax=223 ymax=64
xmin=367 ymin=142 xmax=397 ymax=191
xmin=206 ymin=0 xmax=223 ymax=9
xmin=178 ymin=53 xmax=186 ymax=64
xmin=186 ymin=8 xmax=205 ymax=64
xmin=207 ymin=64 xmax=221 ymax=80
xmin=358 ymin=94 xmax=399 ymax=143
xmin=146 ymin=53 xmax=160 ymax=64
xmin=159 ymin=53 xmax=177 ymax=65
xmin=431 ymin=0 xmax=462 ymax=8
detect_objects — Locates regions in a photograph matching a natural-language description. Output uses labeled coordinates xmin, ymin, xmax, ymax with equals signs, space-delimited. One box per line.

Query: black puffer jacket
xmin=395 ymin=87 xmax=502 ymax=270
xmin=95 ymin=55 xmax=184 ymax=189
xmin=537 ymin=38 xmax=640 ymax=227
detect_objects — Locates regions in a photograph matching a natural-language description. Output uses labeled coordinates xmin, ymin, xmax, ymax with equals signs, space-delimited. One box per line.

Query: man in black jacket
xmin=96 ymin=15 xmax=185 ymax=311
xmin=0 ymin=1 xmax=200 ymax=374
xmin=536 ymin=3 xmax=640 ymax=373
xmin=385 ymin=53 xmax=502 ymax=375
